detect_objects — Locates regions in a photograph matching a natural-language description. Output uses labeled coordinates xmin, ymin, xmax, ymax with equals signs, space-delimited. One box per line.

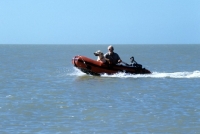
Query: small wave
xmin=69 ymin=68 xmax=200 ymax=79
xmin=67 ymin=68 xmax=86 ymax=76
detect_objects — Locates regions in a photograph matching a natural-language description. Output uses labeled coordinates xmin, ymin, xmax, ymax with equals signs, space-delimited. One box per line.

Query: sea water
xmin=0 ymin=44 xmax=200 ymax=133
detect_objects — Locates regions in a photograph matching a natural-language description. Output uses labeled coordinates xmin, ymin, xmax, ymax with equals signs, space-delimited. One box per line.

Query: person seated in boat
xmin=94 ymin=50 xmax=110 ymax=64
xmin=104 ymin=45 xmax=122 ymax=65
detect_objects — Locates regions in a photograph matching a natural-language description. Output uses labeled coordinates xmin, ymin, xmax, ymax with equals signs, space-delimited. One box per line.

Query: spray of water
xmin=68 ymin=68 xmax=200 ymax=78
xmin=68 ymin=68 xmax=86 ymax=76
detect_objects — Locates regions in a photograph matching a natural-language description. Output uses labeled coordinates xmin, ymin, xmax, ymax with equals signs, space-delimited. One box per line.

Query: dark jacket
xmin=104 ymin=52 xmax=121 ymax=64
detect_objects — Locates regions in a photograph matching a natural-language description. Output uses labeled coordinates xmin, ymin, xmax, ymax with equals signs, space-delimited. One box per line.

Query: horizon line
xmin=1 ymin=43 xmax=200 ymax=45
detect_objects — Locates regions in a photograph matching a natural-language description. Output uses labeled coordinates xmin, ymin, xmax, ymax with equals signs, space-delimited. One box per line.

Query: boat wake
xmin=102 ymin=71 xmax=200 ymax=78
xmin=69 ymin=68 xmax=200 ymax=78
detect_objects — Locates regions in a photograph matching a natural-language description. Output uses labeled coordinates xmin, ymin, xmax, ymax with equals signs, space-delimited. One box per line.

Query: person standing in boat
xmin=104 ymin=45 xmax=122 ymax=64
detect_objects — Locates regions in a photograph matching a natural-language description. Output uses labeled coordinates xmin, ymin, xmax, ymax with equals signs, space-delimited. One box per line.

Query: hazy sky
xmin=1 ymin=0 xmax=200 ymax=44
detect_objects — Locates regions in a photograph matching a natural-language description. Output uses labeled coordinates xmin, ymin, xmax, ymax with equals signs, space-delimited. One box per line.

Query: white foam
xmin=151 ymin=71 xmax=200 ymax=78
xmin=102 ymin=71 xmax=200 ymax=78
xmin=67 ymin=67 xmax=86 ymax=76
xmin=69 ymin=68 xmax=200 ymax=79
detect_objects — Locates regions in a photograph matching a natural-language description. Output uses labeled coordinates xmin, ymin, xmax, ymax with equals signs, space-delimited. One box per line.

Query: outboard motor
xmin=130 ymin=57 xmax=135 ymax=63
xmin=130 ymin=56 xmax=142 ymax=68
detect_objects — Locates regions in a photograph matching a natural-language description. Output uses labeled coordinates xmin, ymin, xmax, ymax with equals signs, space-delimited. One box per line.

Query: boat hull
xmin=72 ymin=55 xmax=151 ymax=75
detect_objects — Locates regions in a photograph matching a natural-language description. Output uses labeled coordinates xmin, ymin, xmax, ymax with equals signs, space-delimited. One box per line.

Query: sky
xmin=0 ymin=0 xmax=200 ymax=44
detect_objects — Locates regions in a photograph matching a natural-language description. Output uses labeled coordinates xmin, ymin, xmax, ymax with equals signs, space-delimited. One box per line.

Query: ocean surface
xmin=0 ymin=44 xmax=200 ymax=134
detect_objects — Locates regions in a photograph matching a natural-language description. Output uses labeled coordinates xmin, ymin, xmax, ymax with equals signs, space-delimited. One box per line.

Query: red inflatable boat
xmin=72 ymin=55 xmax=151 ymax=76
